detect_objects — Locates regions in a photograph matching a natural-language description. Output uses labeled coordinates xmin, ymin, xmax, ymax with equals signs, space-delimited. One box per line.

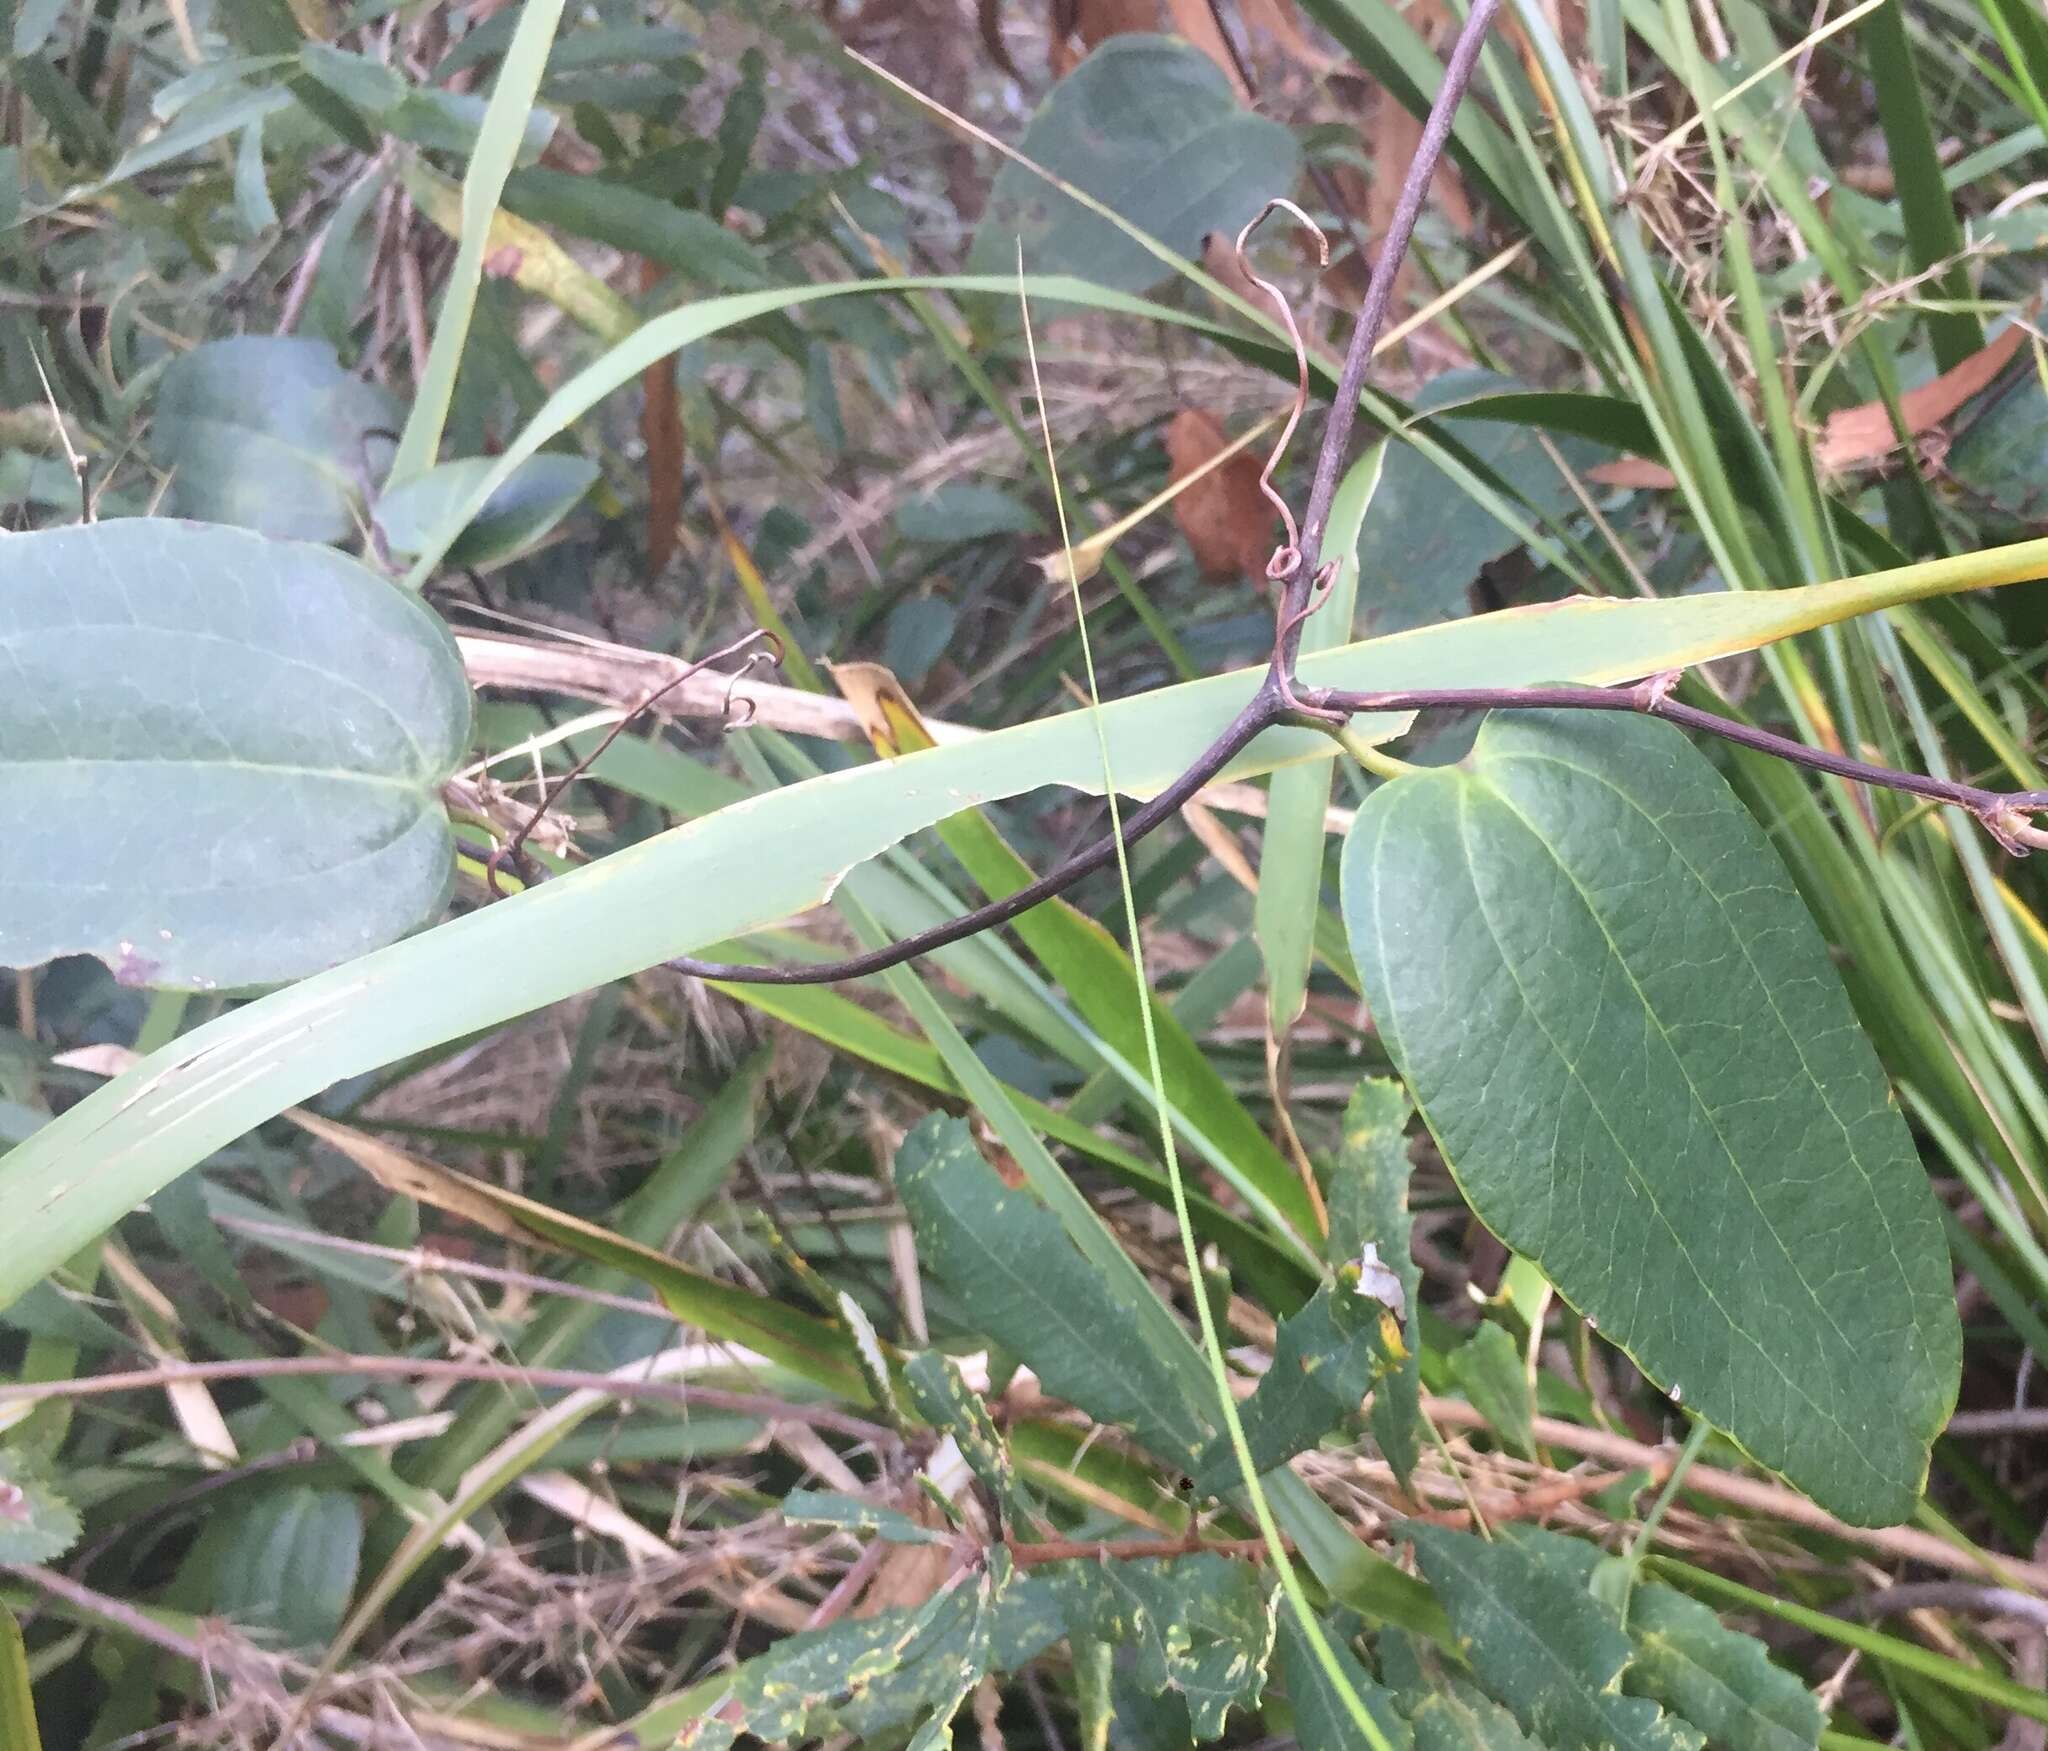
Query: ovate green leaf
xmin=151 ymin=336 xmax=398 ymax=542
xmin=1409 ymin=1527 xmax=1702 ymax=1750
xmin=967 ymin=36 xmax=1299 ymax=299
xmin=1357 ymin=374 xmax=1607 ymax=637
xmin=1342 ymin=712 xmax=1960 ymax=1525
xmin=893 ymin=481 xmax=1044 ymax=543
xmin=0 ymin=522 xmax=471 ymax=990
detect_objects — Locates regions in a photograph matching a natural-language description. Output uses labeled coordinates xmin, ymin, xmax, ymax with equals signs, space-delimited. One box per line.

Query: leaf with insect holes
xmin=1378 ymin=1628 xmax=1549 ymax=1751
xmin=1191 ymin=1273 xmax=1400 ymax=1492
xmin=968 ymin=35 xmax=1300 ymax=304
xmin=1039 ymin=1555 xmax=1277 ymax=1740
xmin=151 ymin=336 xmax=399 ymax=542
xmin=707 ymin=1556 xmax=1054 ymax=1747
xmin=1343 ymin=711 xmax=1960 ymax=1526
xmin=0 ymin=521 xmax=471 ymax=991
xmin=902 ymin=1351 xmax=1039 ymax=1528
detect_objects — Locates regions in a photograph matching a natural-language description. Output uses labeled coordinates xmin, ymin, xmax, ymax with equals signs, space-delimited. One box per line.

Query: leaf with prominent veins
xmin=1344 ymin=711 xmax=1961 ymax=1526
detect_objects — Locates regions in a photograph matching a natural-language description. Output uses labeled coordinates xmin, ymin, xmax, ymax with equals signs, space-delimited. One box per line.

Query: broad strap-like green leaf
xmin=1259 ymin=449 xmax=1374 ymax=1037
xmin=1038 ymin=1555 xmax=1277 ymax=1741
xmin=9 ymin=548 xmax=2042 ymax=1315
xmin=1409 ymin=1527 xmax=1702 ymax=1750
xmin=1343 ymin=711 xmax=1960 ymax=1525
xmin=895 ymin=1117 xmax=1211 ymax=1469
xmin=782 ymin=1490 xmax=953 ymax=1546
xmin=1327 ymin=1079 xmax=1424 ymax=1487
xmin=0 ymin=521 xmax=470 ymax=990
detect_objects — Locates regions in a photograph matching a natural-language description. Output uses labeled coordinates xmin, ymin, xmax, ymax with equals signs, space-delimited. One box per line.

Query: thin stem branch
xmin=1310 ymin=677 xmax=2048 ymax=850
xmin=1833 ymin=1584 xmax=2048 ymax=1633
xmin=1290 ymin=0 xmax=1505 ymax=603
xmin=653 ymin=1 xmax=1509 ymax=991
xmin=0 ymin=1356 xmax=896 ymax=1444
xmin=1006 ymin=1533 xmax=1287 ymax=1567
xmin=667 ymin=692 xmax=1275 ymax=984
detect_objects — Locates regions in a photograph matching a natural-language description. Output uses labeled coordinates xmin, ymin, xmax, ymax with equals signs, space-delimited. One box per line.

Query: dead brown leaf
xmin=1587 ymin=319 xmax=2034 ymax=492
xmin=1162 ymin=0 xmax=1250 ymax=98
xmin=1165 ymin=408 xmax=1276 ymax=579
xmin=1239 ymin=0 xmax=1336 ymax=69
xmin=1052 ymin=0 xmax=1160 ymax=75
xmin=639 ymin=257 xmax=685 ymax=582
xmin=1816 ymin=318 xmax=2030 ymax=470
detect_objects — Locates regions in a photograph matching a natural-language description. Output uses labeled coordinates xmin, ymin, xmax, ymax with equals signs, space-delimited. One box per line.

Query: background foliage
xmin=5 ymin=0 xmax=2048 ymax=1745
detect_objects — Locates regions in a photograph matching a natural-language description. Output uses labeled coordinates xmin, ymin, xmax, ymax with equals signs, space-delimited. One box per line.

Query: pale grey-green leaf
xmin=212 ymin=1487 xmax=362 ymax=1649
xmin=374 ymin=453 xmax=598 ymax=571
xmin=0 ymin=521 xmax=471 ymax=990
xmin=151 ymin=336 xmax=398 ymax=542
